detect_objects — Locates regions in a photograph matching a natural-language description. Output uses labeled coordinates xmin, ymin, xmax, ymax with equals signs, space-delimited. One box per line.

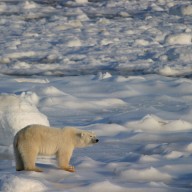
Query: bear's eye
xmin=90 ymin=135 xmax=93 ymax=138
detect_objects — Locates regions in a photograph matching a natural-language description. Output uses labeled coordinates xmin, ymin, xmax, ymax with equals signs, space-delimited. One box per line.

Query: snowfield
xmin=0 ymin=0 xmax=192 ymax=191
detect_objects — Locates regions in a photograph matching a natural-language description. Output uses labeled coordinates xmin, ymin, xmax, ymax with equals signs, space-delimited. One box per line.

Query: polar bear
xmin=13 ymin=124 xmax=99 ymax=172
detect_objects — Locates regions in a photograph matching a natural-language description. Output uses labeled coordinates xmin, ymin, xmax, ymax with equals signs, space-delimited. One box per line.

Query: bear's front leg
xmin=63 ymin=165 xmax=75 ymax=172
xmin=57 ymin=149 xmax=75 ymax=172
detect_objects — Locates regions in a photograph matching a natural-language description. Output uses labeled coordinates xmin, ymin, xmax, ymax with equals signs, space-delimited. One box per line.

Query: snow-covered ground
xmin=0 ymin=0 xmax=192 ymax=191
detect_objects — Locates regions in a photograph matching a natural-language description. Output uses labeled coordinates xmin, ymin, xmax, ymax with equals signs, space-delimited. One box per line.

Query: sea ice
xmin=165 ymin=33 xmax=192 ymax=45
xmin=0 ymin=0 xmax=192 ymax=191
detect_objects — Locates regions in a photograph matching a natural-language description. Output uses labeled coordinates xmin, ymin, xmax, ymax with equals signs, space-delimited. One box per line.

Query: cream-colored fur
xmin=13 ymin=124 xmax=98 ymax=172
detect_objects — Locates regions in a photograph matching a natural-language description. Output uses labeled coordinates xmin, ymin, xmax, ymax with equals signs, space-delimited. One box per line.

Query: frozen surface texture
xmin=0 ymin=74 xmax=192 ymax=191
xmin=0 ymin=0 xmax=192 ymax=77
xmin=0 ymin=0 xmax=192 ymax=192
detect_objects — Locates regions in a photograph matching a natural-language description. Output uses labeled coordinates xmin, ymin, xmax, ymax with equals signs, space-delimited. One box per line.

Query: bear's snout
xmin=92 ymin=138 xmax=99 ymax=143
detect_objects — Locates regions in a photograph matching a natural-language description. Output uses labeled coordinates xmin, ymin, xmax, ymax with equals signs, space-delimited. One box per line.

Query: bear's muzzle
xmin=92 ymin=138 xmax=99 ymax=143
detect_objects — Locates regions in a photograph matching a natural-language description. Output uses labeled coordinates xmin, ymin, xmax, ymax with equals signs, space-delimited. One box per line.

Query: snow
xmin=181 ymin=5 xmax=192 ymax=16
xmin=67 ymin=38 xmax=82 ymax=48
xmin=170 ymin=4 xmax=192 ymax=16
xmin=0 ymin=93 xmax=49 ymax=147
xmin=125 ymin=114 xmax=192 ymax=132
xmin=117 ymin=167 xmax=172 ymax=183
xmin=0 ymin=174 xmax=47 ymax=192
xmin=0 ymin=0 xmax=192 ymax=191
xmin=165 ymin=33 xmax=192 ymax=45
xmin=75 ymin=0 xmax=88 ymax=4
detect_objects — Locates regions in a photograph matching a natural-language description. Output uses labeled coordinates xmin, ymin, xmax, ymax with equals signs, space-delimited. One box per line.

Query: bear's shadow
xmin=36 ymin=163 xmax=58 ymax=170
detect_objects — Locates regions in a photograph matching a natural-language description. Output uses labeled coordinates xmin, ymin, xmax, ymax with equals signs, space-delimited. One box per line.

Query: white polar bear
xmin=13 ymin=124 xmax=99 ymax=172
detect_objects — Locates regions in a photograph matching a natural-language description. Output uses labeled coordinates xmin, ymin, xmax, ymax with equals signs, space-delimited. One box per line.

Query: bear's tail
xmin=13 ymin=134 xmax=24 ymax=171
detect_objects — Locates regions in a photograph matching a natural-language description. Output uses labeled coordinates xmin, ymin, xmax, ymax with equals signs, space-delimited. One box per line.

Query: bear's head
xmin=77 ymin=130 xmax=99 ymax=148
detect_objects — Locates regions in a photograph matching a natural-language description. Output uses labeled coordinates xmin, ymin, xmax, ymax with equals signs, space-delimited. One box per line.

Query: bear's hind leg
xmin=20 ymin=146 xmax=42 ymax=172
xmin=14 ymin=145 xmax=24 ymax=171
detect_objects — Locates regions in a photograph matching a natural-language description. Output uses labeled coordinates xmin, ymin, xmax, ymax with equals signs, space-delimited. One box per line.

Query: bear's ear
xmin=77 ymin=132 xmax=84 ymax=138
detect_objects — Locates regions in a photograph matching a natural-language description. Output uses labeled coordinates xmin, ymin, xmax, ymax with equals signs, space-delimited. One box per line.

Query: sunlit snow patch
xmin=117 ymin=167 xmax=172 ymax=183
xmin=125 ymin=114 xmax=192 ymax=132
xmin=165 ymin=33 xmax=192 ymax=45
xmin=0 ymin=174 xmax=47 ymax=192
xmin=0 ymin=93 xmax=49 ymax=147
xmin=85 ymin=181 xmax=126 ymax=192
xmin=75 ymin=0 xmax=88 ymax=4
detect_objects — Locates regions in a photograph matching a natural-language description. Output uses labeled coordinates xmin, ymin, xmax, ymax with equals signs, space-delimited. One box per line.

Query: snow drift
xmin=0 ymin=93 xmax=49 ymax=146
xmin=0 ymin=174 xmax=47 ymax=192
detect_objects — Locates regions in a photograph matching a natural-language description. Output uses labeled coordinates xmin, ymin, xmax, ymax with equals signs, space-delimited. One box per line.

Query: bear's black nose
xmin=96 ymin=139 xmax=99 ymax=143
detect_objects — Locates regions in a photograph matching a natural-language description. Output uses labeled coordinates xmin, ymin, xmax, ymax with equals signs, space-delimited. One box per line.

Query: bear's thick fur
xmin=13 ymin=124 xmax=99 ymax=172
